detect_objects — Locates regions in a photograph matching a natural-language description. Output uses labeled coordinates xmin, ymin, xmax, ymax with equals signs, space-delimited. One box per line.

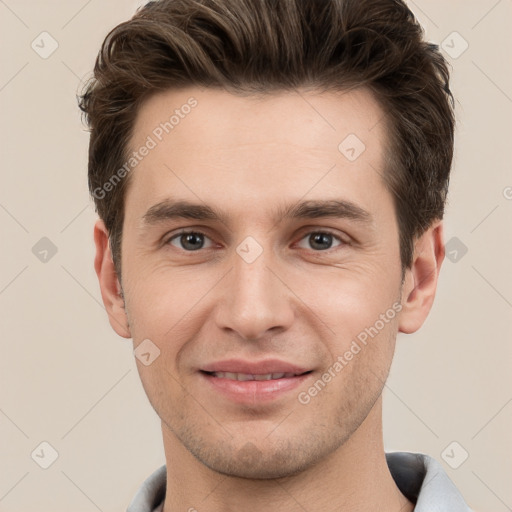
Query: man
xmin=80 ymin=0 xmax=473 ymax=510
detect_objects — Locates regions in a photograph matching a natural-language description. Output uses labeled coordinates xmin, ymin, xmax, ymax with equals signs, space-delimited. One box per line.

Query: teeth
xmin=211 ymin=372 xmax=298 ymax=381
xmin=237 ymin=373 xmax=255 ymax=381
xmin=253 ymin=373 xmax=272 ymax=381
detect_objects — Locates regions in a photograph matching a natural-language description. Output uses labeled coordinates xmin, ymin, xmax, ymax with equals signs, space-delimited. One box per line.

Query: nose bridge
xmin=215 ymin=234 xmax=294 ymax=340
xmin=234 ymin=237 xmax=274 ymax=298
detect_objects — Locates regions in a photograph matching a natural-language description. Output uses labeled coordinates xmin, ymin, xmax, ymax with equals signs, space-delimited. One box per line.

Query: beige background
xmin=1 ymin=1 xmax=511 ymax=511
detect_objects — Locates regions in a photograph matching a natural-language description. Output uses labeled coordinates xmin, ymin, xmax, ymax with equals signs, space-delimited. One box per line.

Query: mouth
xmin=202 ymin=371 xmax=310 ymax=381
xmin=198 ymin=360 xmax=313 ymax=404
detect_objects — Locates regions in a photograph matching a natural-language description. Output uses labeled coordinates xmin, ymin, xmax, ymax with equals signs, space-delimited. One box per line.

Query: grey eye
xmin=169 ymin=231 xmax=213 ymax=251
xmin=297 ymin=232 xmax=343 ymax=251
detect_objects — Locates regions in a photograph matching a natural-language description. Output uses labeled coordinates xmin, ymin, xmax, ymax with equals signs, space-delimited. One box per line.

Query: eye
xmin=296 ymin=231 xmax=345 ymax=251
xmin=167 ymin=231 xmax=214 ymax=251
xmin=165 ymin=229 xmax=347 ymax=253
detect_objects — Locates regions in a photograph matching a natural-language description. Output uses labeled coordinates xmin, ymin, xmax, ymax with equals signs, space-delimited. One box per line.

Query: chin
xmin=185 ymin=433 xmax=339 ymax=480
xmin=204 ymin=452 xmax=310 ymax=480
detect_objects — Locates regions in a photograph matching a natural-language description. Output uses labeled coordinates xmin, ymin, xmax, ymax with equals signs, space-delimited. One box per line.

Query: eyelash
xmin=164 ymin=229 xmax=348 ymax=253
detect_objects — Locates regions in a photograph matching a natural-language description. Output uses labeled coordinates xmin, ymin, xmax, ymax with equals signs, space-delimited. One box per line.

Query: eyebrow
xmin=141 ymin=198 xmax=373 ymax=227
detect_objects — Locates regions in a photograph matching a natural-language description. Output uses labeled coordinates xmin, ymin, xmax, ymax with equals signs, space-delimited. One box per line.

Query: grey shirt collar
xmin=127 ymin=451 xmax=472 ymax=511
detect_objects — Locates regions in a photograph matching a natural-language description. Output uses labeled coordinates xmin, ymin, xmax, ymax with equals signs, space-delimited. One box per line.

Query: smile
xmin=199 ymin=367 xmax=313 ymax=404
xmin=207 ymin=371 xmax=301 ymax=381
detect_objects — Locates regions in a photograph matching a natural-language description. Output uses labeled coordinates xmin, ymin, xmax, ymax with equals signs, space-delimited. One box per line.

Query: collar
xmin=127 ymin=451 xmax=472 ymax=512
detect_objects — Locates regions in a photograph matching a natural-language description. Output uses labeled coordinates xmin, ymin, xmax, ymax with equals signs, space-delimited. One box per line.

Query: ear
xmin=398 ymin=220 xmax=445 ymax=334
xmin=93 ymin=219 xmax=131 ymax=338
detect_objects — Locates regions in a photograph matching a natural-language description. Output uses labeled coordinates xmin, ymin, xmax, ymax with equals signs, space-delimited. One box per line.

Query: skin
xmin=94 ymin=86 xmax=444 ymax=512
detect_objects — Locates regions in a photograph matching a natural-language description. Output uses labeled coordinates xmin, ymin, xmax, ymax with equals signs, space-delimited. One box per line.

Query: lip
xmin=199 ymin=359 xmax=313 ymax=404
xmin=200 ymin=372 xmax=312 ymax=404
xmin=200 ymin=358 xmax=310 ymax=375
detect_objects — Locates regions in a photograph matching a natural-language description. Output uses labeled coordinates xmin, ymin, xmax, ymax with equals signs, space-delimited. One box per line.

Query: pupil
xmin=311 ymin=233 xmax=331 ymax=250
xmin=183 ymin=233 xmax=203 ymax=250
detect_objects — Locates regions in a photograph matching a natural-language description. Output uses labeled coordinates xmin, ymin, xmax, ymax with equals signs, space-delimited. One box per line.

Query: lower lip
xmin=200 ymin=372 xmax=312 ymax=404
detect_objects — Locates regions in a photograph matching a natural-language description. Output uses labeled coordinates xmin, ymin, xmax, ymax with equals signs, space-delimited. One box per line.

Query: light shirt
xmin=127 ymin=451 xmax=473 ymax=511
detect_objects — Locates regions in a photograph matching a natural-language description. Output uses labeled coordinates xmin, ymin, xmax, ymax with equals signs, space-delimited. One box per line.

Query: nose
xmin=214 ymin=241 xmax=295 ymax=341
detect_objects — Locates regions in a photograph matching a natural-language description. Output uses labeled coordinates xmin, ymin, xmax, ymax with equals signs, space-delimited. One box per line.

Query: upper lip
xmin=200 ymin=359 xmax=310 ymax=375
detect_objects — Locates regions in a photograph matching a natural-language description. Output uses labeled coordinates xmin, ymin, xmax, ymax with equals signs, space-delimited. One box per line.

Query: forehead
xmin=124 ymin=86 xmax=391 ymax=219
xmin=131 ymin=85 xmax=386 ymax=151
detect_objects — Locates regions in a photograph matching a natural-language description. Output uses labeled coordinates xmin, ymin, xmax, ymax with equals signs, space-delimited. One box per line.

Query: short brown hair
xmin=79 ymin=0 xmax=455 ymax=278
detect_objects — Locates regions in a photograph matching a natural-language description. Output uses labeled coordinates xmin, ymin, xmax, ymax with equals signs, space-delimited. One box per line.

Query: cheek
xmin=124 ymin=268 xmax=222 ymax=389
xmin=300 ymin=265 xmax=400 ymax=337
xmin=124 ymin=265 xmax=208 ymax=331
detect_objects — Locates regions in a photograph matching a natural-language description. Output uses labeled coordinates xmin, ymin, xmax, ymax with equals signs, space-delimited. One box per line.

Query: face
xmin=97 ymin=86 xmax=430 ymax=479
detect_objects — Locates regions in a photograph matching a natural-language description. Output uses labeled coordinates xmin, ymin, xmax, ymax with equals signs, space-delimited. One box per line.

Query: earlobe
xmin=398 ymin=221 xmax=445 ymax=334
xmin=93 ymin=219 xmax=132 ymax=338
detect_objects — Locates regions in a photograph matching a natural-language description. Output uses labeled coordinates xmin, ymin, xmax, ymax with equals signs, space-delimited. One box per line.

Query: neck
xmin=161 ymin=398 xmax=413 ymax=512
